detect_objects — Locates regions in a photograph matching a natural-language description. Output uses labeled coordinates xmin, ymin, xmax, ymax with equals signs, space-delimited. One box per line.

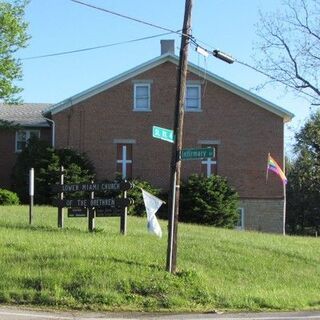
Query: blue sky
xmin=18 ymin=0 xmax=317 ymax=155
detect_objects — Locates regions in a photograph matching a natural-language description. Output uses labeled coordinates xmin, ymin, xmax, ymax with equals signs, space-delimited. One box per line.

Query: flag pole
xmin=283 ymin=176 xmax=286 ymax=236
xmin=266 ymin=152 xmax=270 ymax=184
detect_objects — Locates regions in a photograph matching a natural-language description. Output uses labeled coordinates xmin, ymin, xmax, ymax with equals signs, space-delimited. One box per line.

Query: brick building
xmin=45 ymin=41 xmax=293 ymax=233
xmin=0 ymin=41 xmax=293 ymax=233
xmin=0 ymin=103 xmax=52 ymax=188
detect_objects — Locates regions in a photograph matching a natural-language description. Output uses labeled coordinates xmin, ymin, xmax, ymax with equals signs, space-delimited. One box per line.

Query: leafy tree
xmin=0 ymin=0 xmax=29 ymax=103
xmin=12 ymin=137 xmax=95 ymax=204
xmin=254 ymin=0 xmax=320 ymax=104
xmin=286 ymin=110 xmax=320 ymax=234
xmin=180 ymin=174 xmax=239 ymax=228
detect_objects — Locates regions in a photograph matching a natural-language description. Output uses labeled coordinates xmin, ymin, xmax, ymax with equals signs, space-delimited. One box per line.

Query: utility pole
xmin=166 ymin=0 xmax=193 ymax=274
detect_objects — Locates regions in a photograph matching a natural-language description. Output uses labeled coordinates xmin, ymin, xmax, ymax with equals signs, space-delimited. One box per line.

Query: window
xmin=15 ymin=130 xmax=40 ymax=152
xmin=116 ymin=144 xmax=133 ymax=179
xmin=186 ymin=84 xmax=201 ymax=111
xmin=201 ymin=145 xmax=217 ymax=177
xmin=134 ymin=83 xmax=150 ymax=111
xmin=235 ymin=208 xmax=245 ymax=230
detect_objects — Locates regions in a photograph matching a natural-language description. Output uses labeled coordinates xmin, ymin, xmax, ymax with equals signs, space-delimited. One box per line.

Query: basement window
xmin=235 ymin=208 xmax=245 ymax=230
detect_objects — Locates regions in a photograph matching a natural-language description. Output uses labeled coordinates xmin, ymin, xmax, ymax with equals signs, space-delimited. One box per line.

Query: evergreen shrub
xmin=12 ymin=137 xmax=95 ymax=204
xmin=0 ymin=189 xmax=20 ymax=205
xmin=180 ymin=174 xmax=239 ymax=228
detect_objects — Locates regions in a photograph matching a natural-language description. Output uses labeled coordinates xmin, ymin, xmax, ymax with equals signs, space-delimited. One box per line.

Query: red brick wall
xmin=53 ymin=61 xmax=284 ymax=199
xmin=0 ymin=127 xmax=52 ymax=189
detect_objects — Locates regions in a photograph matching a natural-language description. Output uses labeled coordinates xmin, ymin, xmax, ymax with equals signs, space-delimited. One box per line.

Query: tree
xmin=286 ymin=111 xmax=320 ymax=234
xmin=254 ymin=0 xmax=320 ymax=104
xmin=0 ymin=0 xmax=29 ymax=103
xmin=180 ymin=174 xmax=239 ymax=228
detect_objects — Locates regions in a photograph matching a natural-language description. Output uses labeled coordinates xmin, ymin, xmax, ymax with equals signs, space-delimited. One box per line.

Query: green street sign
xmin=181 ymin=147 xmax=214 ymax=160
xmin=152 ymin=126 xmax=174 ymax=143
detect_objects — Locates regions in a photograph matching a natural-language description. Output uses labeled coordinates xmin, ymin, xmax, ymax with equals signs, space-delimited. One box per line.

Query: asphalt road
xmin=1 ymin=307 xmax=320 ymax=320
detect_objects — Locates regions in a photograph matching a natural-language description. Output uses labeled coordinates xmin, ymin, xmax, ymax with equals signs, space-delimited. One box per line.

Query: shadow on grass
xmin=0 ymin=221 xmax=87 ymax=234
xmin=110 ymin=257 xmax=163 ymax=271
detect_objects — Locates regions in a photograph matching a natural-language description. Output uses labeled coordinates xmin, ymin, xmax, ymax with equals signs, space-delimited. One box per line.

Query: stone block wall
xmin=239 ymin=198 xmax=285 ymax=234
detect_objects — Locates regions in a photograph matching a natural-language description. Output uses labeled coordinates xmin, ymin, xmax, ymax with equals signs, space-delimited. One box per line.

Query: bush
xmin=11 ymin=137 xmax=95 ymax=204
xmin=0 ymin=189 xmax=20 ymax=205
xmin=180 ymin=174 xmax=239 ymax=228
xmin=127 ymin=178 xmax=163 ymax=216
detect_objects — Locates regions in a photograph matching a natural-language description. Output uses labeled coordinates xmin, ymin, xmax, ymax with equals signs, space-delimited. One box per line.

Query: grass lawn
xmin=0 ymin=205 xmax=319 ymax=312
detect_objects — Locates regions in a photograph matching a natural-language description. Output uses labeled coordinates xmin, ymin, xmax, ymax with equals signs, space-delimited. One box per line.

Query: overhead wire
xmin=24 ymin=0 xmax=319 ymax=102
xmin=70 ymin=0 xmax=186 ymax=37
xmin=20 ymin=31 xmax=177 ymax=60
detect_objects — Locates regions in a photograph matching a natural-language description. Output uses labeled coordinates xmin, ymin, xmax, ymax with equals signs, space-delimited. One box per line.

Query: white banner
xmin=141 ymin=189 xmax=164 ymax=238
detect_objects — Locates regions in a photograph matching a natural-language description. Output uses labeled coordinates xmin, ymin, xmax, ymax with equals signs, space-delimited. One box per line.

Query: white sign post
xmin=29 ymin=168 xmax=34 ymax=225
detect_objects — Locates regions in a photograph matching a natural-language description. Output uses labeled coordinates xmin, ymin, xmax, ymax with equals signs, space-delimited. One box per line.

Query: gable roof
xmin=47 ymin=53 xmax=294 ymax=122
xmin=0 ymin=103 xmax=52 ymax=127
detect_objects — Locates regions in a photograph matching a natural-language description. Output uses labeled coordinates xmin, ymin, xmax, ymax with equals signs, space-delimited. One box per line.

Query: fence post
xmin=29 ymin=168 xmax=34 ymax=225
xmin=58 ymin=166 xmax=64 ymax=228
xmin=88 ymin=180 xmax=96 ymax=232
xmin=120 ymin=187 xmax=127 ymax=235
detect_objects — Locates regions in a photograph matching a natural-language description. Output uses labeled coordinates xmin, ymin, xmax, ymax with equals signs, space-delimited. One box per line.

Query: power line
xmin=70 ymin=0 xmax=186 ymax=37
xmin=20 ymin=31 xmax=176 ymax=60
xmin=25 ymin=0 xmax=318 ymax=102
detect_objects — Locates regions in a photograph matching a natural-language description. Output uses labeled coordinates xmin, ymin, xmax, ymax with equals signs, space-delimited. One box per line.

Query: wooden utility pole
xmin=166 ymin=0 xmax=193 ymax=273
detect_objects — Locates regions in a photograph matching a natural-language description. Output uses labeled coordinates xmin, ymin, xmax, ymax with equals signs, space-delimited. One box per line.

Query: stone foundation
xmin=239 ymin=199 xmax=285 ymax=234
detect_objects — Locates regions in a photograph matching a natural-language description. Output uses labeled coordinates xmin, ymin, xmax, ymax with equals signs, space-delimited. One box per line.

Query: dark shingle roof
xmin=0 ymin=103 xmax=52 ymax=127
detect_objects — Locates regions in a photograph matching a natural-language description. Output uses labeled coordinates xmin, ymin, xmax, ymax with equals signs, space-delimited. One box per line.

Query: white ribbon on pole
xmin=141 ymin=189 xmax=164 ymax=238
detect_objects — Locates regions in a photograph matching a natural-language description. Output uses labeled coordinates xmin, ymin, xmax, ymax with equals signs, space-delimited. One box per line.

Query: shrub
xmin=180 ymin=174 xmax=239 ymax=228
xmin=0 ymin=189 xmax=20 ymax=205
xmin=12 ymin=137 xmax=95 ymax=204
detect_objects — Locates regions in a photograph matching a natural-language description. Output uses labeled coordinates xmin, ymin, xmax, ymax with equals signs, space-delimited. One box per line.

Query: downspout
xmin=42 ymin=113 xmax=55 ymax=148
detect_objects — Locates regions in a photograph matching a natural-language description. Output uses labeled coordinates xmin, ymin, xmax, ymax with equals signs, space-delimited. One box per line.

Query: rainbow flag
xmin=267 ymin=153 xmax=287 ymax=185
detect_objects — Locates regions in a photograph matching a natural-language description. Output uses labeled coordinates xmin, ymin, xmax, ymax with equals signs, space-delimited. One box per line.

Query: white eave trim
xmin=186 ymin=61 xmax=294 ymax=123
xmin=48 ymin=53 xmax=294 ymax=122
xmin=49 ymin=53 xmax=175 ymax=115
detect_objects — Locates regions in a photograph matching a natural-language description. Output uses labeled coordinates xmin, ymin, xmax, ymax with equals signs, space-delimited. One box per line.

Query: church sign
xmin=52 ymin=167 xmax=133 ymax=233
xmin=53 ymin=197 xmax=131 ymax=208
xmin=52 ymin=181 xmax=132 ymax=193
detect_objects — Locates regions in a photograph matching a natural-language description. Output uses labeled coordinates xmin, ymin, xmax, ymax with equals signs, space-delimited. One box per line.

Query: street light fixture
xmin=212 ymin=49 xmax=235 ymax=64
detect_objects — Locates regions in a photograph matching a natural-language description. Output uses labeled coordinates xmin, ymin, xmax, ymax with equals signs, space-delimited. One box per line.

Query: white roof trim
xmin=48 ymin=53 xmax=294 ymax=122
xmin=49 ymin=53 xmax=173 ymax=115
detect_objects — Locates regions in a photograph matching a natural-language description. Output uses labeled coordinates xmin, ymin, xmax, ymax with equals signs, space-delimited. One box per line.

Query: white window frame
xmin=133 ymin=83 xmax=151 ymax=111
xmin=235 ymin=208 xmax=245 ymax=230
xmin=15 ymin=129 xmax=40 ymax=153
xmin=185 ymin=84 xmax=201 ymax=111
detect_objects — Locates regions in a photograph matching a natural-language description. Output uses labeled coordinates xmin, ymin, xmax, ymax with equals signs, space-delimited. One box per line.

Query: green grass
xmin=0 ymin=205 xmax=320 ymax=312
